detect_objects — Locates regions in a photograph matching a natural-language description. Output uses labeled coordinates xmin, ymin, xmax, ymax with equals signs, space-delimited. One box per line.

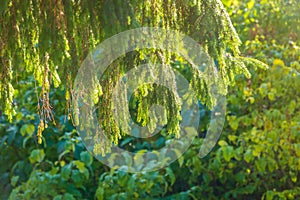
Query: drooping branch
xmin=0 ymin=0 xmax=267 ymax=151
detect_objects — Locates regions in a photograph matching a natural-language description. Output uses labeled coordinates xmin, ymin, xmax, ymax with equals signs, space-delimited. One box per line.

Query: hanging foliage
xmin=0 ymin=0 xmax=267 ymax=152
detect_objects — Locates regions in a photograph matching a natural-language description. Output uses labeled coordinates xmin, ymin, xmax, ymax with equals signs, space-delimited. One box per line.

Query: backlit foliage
xmin=0 ymin=0 xmax=267 ymax=153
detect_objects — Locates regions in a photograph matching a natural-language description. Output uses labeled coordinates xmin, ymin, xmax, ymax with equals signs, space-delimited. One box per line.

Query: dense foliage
xmin=0 ymin=0 xmax=299 ymax=199
xmin=0 ymin=0 xmax=267 ymax=150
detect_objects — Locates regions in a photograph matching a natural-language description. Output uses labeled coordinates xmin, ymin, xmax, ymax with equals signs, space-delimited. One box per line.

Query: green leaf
xmin=265 ymin=191 xmax=275 ymax=200
xmin=218 ymin=140 xmax=228 ymax=147
xmin=11 ymin=176 xmax=19 ymax=187
xmin=71 ymin=170 xmax=82 ymax=185
xmin=62 ymin=193 xmax=75 ymax=200
xmin=165 ymin=167 xmax=176 ymax=185
xmin=53 ymin=195 xmax=63 ymax=200
xmin=61 ymin=164 xmax=72 ymax=180
xmin=222 ymin=146 xmax=234 ymax=162
xmin=82 ymin=167 xmax=89 ymax=179
xmin=20 ymin=124 xmax=35 ymax=136
xmin=252 ymin=145 xmax=263 ymax=157
xmin=29 ymin=149 xmax=45 ymax=163
xmin=255 ymin=158 xmax=267 ymax=172
xmin=290 ymin=171 xmax=297 ymax=183
xmin=73 ymin=160 xmax=86 ymax=173
xmin=80 ymin=151 xmax=93 ymax=166
xmin=95 ymin=187 xmax=105 ymax=200
xmin=244 ymin=149 xmax=253 ymax=163
xmin=177 ymin=156 xmax=184 ymax=167
xmin=294 ymin=144 xmax=300 ymax=157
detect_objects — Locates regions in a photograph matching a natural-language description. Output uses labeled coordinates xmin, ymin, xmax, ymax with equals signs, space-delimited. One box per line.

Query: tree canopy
xmin=0 ymin=0 xmax=268 ymax=153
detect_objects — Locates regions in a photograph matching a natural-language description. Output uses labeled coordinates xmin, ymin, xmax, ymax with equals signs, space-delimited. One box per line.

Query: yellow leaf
xmin=273 ymin=59 xmax=285 ymax=67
